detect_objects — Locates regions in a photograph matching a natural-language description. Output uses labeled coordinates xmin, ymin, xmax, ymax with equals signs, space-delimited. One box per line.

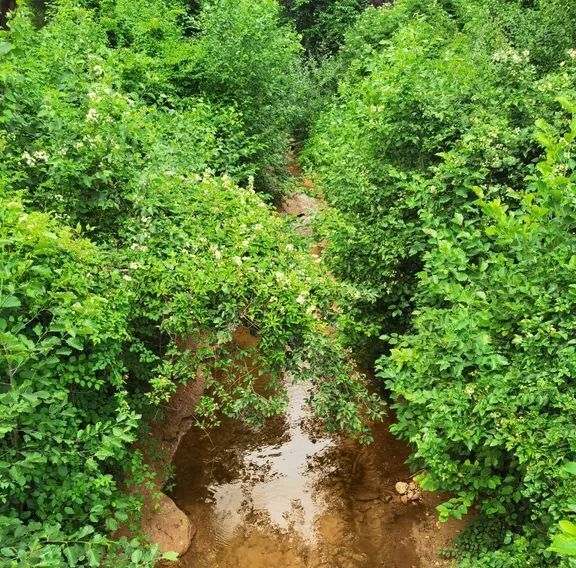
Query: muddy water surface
xmin=171 ymin=377 xmax=458 ymax=568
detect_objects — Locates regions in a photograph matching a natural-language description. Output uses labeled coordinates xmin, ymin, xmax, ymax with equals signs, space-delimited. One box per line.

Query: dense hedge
xmin=306 ymin=0 xmax=576 ymax=564
xmin=0 ymin=1 xmax=381 ymax=565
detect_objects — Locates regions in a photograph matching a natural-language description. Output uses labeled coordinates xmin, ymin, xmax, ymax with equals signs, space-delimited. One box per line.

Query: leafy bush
xmin=0 ymin=193 xmax=136 ymax=563
xmin=305 ymin=0 xmax=575 ymax=350
xmin=190 ymin=0 xmax=307 ymax=171
xmin=96 ymin=0 xmax=309 ymax=182
xmin=0 ymin=1 xmax=382 ymax=564
xmin=382 ymin=110 xmax=576 ymax=565
xmin=305 ymin=0 xmax=576 ymax=563
xmin=476 ymin=0 xmax=576 ymax=73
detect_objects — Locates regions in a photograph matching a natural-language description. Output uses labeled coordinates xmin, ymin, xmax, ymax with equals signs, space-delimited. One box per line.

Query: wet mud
xmin=170 ymin=374 xmax=461 ymax=568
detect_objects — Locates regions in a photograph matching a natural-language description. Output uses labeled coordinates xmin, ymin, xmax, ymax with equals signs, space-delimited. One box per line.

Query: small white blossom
xmin=33 ymin=151 xmax=49 ymax=162
xmin=22 ymin=152 xmax=35 ymax=166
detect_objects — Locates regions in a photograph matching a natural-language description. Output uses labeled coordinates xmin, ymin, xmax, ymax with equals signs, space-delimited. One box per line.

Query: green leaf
xmin=0 ymin=42 xmax=14 ymax=56
xmin=560 ymin=521 xmax=576 ymax=537
xmin=0 ymin=295 xmax=21 ymax=309
xmin=564 ymin=462 xmax=576 ymax=475
xmin=76 ymin=525 xmax=95 ymax=539
xmin=66 ymin=336 xmax=84 ymax=350
xmin=161 ymin=551 xmax=180 ymax=561
xmin=64 ymin=546 xmax=81 ymax=565
xmin=550 ymin=535 xmax=576 ymax=556
xmin=131 ymin=548 xmax=143 ymax=563
xmin=86 ymin=547 xmax=101 ymax=567
xmin=105 ymin=517 xmax=118 ymax=532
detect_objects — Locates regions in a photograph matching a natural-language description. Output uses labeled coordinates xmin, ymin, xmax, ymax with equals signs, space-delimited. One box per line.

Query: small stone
xmin=352 ymin=488 xmax=380 ymax=501
xmin=395 ymin=481 xmax=409 ymax=495
xmin=400 ymin=495 xmax=409 ymax=504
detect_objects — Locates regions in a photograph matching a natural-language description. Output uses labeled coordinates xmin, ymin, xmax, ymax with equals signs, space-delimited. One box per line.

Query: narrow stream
xmin=171 ymin=367 xmax=459 ymax=567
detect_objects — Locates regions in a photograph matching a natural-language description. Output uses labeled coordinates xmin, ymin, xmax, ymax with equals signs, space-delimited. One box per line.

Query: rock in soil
xmin=395 ymin=481 xmax=409 ymax=495
xmin=141 ymin=493 xmax=195 ymax=555
xmin=352 ymin=487 xmax=381 ymax=501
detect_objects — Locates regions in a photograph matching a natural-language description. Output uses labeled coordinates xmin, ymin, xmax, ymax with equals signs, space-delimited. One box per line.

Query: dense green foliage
xmin=386 ymin=113 xmax=576 ymax=566
xmin=4 ymin=0 xmax=576 ymax=565
xmin=280 ymin=0 xmax=372 ymax=55
xmin=305 ymin=0 xmax=576 ymax=564
xmin=0 ymin=1 xmax=381 ymax=565
xmin=550 ymin=463 xmax=576 ymax=559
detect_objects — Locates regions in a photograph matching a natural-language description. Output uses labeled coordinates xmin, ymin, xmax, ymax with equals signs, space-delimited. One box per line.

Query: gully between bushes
xmin=165 ymin=183 xmax=463 ymax=567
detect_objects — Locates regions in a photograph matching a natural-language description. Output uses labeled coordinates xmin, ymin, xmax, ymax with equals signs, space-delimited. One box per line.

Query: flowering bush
xmin=0 ymin=1 xmax=381 ymax=565
xmin=305 ymin=0 xmax=576 ymax=564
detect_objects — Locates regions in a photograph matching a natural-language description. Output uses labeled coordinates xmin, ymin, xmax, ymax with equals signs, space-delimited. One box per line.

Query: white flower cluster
xmin=492 ymin=48 xmax=529 ymax=64
xmin=209 ymin=244 xmax=222 ymax=260
xmin=86 ymin=108 xmax=99 ymax=122
xmin=295 ymin=290 xmax=309 ymax=304
xmin=22 ymin=150 xmax=49 ymax=166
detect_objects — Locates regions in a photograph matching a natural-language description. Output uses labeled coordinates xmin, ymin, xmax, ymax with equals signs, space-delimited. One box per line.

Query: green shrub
xmin=475 ymin=0 xmax=576 ymax=73
xmin=305 ymin=0 xmax=576 ymax=563
xmin=0 ymin=2 xmax=382 ymax=564
xmin=305 ymin=0 xmax=575 ymax=353
xmin=0 ymin=192 xmax=153 ymax=566
xmin=307 ymin=5 xmax=512 ymax=354
xmin=187 ymin=0 xmax=308 ymax=181
xmin=381 ymin=110 xmax=576 ymax=565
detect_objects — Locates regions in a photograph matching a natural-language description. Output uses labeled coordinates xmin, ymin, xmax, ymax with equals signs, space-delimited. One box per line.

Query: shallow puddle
xmin=170 ymin=372 xmax=459 ymax=568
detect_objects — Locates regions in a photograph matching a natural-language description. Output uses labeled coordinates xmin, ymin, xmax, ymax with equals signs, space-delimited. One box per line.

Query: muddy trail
xmin=168 ymin=163 xmax=463 ymax=567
